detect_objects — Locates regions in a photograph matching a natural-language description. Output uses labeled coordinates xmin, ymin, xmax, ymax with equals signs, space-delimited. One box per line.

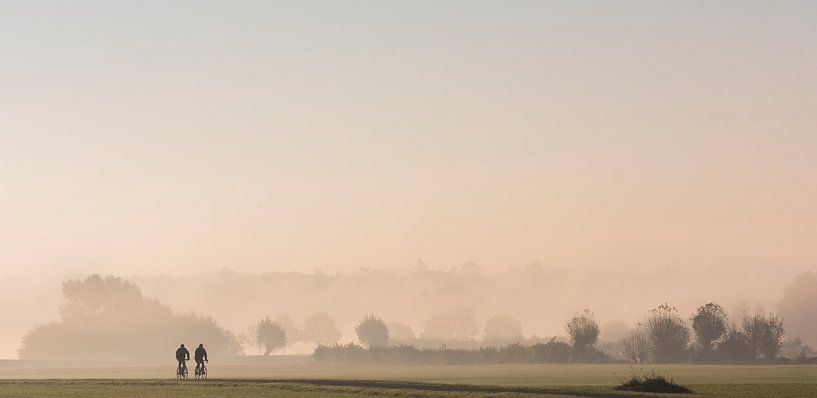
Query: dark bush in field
xmin=312 ymin=340 xmax=613 ymax=365
xmin=615 ymin=371 xmax=692 ymax=394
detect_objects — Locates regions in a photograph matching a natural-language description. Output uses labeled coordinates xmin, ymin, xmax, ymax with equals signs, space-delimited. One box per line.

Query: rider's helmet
xmin=180 ymin=344 xmax=185 ymax=348
xmin=199 ymin=344 xmax=204 ymax=348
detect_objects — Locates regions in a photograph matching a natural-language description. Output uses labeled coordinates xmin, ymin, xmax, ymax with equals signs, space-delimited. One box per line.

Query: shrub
xmin=615 ymin=370 xmax=692 ymax=394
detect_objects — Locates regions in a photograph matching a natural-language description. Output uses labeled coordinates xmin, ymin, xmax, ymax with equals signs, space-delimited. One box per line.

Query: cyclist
xmin=176 ymin=344 xmax=190 ymax=373
xmin=194 ymin=344 xmax=208 ymax=375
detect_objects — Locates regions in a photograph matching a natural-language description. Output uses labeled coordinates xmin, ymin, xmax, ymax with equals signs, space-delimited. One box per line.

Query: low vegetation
xmin=615 ymin=370 xmax=693 ymax=394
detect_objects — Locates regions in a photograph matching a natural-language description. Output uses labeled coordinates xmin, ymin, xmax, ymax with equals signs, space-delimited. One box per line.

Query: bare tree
xmin=647 ymin=303 xmax=690 ymax=363
xmin=623 ymin=322 xmax=650 ymax=363
xmin=256 ymin=317 xmax=287 ymax=355
xmin=691 ymin=303 xmax=728 ymax=356
xmin=356 ymin=314 xmax=389 ymax=347
xmin=566 ymin=309 xmax=600 ymax=353
xmin=742 ymin=314 xmax=785 ymax=360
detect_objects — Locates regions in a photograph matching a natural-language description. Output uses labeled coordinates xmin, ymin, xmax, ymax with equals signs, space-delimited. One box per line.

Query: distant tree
xmin=781 ymin=337 xmax=815 ymax=361
xmin=565 ymin=310 xmax=600 ymax=353
xmin=600 ymin=320 xmax=630 ymax=343
xmin=623 ymin=323 xmax=650 ymax=363
xmin=386 ymin=321 xmax=416 ymax=343
xmin=19 ymin=274 xmax=242 ymax=360
xmin=691 ymin=303 xmax=728 ymax=357
xmin=742 ymin=314 xmax=785 ymax=360
xmin=59 ymin=274 xmax=144 ymax=322
xmin=256 ymin=317 xmax=287 ymax=355
xmin=420 ymin=308 xmax=480 ymax=342
xmin=778 ymin=272 xmax=817 ymax=346
xmin=483 ymin=315 xmax=523 ymax=342
xmin=356 ymin=315 xmax=389 ymax=347
xmin=301 ymin=312 xmax=342 ymax=345
xmin=713 ymin=326 xmax=754 ymax=363
xmin=274 ymin=314 xmax=301 ymax=343
xmin=646 ymin=304 xmax=690 ymax=363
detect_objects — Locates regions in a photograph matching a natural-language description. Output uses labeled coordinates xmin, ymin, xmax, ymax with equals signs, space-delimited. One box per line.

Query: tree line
xmin=19 ymin=274 xmax=814 ymax=365
xmin=305 ymin=304 xmax=805 ymax=365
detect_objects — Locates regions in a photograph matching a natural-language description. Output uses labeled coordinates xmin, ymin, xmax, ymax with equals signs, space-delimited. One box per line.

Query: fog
xmin=1 ymin=263 xmax=811 ymax=360
xmin=2 ymin=1 xmax=816 ymax=364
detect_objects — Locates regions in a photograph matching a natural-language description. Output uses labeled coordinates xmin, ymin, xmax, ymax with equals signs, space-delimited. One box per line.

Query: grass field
xmin=1 ymin=362 xmax=816 ymax=397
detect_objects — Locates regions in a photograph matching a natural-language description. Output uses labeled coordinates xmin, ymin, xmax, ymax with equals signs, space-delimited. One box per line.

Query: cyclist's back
xmin=176 ymin=344 xmax=190 ymax=369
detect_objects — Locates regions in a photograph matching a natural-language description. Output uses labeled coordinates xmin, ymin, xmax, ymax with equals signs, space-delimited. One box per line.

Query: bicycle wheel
xmin=201 ymin=365 xmax=207 ymax=380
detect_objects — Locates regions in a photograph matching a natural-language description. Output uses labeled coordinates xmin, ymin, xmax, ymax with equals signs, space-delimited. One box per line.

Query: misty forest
xmin=13 ymin=266 xmax=817 ymax=365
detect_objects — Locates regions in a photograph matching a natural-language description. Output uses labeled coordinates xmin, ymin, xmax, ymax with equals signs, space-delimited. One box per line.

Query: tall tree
xmin=691 ymin=303 xmax=728 ymax=357
xmin=355 ymin=315 xmax=389 ymax=347
xmin=565 ymin=310 xmax=600 ymax=353
xmin=742 ymin=314 xmax=785 ymax=360
xmin=647 ymin=304 xmax=690 ymax=363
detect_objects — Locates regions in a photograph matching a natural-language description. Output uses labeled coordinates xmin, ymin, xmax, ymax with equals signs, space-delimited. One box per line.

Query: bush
xmin=312 ymin=340 xmax=612 ymax=365
xmin=615 ymin=370 xmax=692 ymax=394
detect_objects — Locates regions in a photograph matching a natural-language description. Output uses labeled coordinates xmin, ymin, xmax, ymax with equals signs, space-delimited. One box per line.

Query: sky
xmin=1 ymin=1 xmax=816 ymax=277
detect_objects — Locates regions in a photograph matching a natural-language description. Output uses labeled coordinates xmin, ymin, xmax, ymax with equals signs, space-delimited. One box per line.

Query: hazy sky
xmin=2 ymin=1 xmax=816 ymax=277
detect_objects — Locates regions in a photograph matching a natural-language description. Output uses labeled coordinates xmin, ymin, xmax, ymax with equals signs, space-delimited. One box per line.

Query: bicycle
xmin=195 ymin=362 xmax=207 ymax=380
xmin=176 ymin=364 xmax=188 ymax=380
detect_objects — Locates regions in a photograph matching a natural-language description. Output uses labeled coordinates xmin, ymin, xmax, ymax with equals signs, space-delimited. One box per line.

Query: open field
xmin=1 ymin=361 xmax=816 ymax=397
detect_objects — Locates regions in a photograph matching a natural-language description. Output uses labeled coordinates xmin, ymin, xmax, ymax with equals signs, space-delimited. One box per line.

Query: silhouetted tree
xmin=420 ymin=308 xmax=480 ymax=342
xmin=742 ymin=314 xmax=785 ymax=360
xmin=483 ymin=315 xmax=523 ymax=343
xmin=256 ymin=317 xmax=287 ymax=355
xmin=301 ymin=312 xmax=341 ymax=345
xmin=623 ymin=323 xmax=650 ymax=363
xmin=566 ymin=309 xmax=600 ymax=354
xmin=356 ymin=315 xmax=389 ymax=347
xmin=647 ymin=304 xmax=690 ymax=363
xmin=691 ymin=303 xmax=728 ymax=358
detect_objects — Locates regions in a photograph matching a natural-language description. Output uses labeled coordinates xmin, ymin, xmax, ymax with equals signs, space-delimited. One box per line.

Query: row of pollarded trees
xmin=623 ymin=303 xmax=785 ymax=363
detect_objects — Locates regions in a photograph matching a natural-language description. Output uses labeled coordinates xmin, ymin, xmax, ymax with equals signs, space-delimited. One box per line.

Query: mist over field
xmin=1 ymin=263 xmax=812 ymax=361
xmin=1 ymin=2 xmax=816 ymax=385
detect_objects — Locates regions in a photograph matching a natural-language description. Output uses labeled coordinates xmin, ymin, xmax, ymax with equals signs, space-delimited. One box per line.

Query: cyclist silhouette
xmin=194 ymin=344 xmax=208 ymax=375
xmin=176 ymin=344 xmax=190 ymax=372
